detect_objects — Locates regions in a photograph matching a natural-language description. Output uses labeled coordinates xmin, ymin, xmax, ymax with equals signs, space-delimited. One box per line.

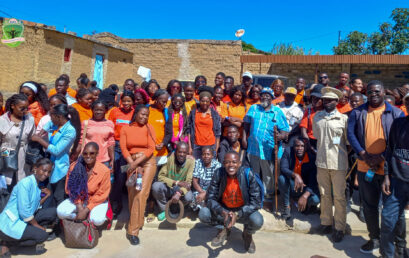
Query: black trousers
xmin=0 ymin=207 xmax=56 ymax=247
xmin=50 ymin=177 xmax=66 ymax=207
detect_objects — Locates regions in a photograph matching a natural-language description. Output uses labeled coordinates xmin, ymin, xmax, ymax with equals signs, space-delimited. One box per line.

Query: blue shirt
xmin=0 ymin=175 xmax=41 ymax=240
xmin=44 ymin=120 xmax=76 ymax=183
xmin=244 ymin=104 xmax=289 ymax=160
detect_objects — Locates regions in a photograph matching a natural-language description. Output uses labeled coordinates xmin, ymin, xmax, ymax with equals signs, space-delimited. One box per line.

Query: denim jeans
xmin=198 ymin=207 xmax=263 ymax=234
xmin=380 ymin=177 xmax=408 ymax=258
xmin=357 ymin=171 xmax=383 ymax=240
xmin=277 ymin=174 xmax=320 ymax=208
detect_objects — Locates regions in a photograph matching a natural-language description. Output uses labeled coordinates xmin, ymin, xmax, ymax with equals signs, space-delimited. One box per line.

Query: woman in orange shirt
xmin=211 ymin=86 xmax=226 ymax=115
xmin=183 ymin=82 xmax=197 ymax=116
xmin=144 ymin=79 xmax=160 ymax=105
xmin=19 ymin=81 xmax=49 ymax=126
xmin=246 ymin=84 xmax=262 ymax=106
xmin=188 ymin=86 xmax=221 ymax=159
xmin=120 ymin=104 xmax=156 ymax=245
xmin=57 ymin=142 xmax=111 ymax=228
xmin=71 ymin=88 xmax=93 ymax=122
xmin=134 ymin=88 xmax=150 ymax=106
xmin=148 ymin=89 xmax=169 ymax=165
xmin=194 ymin=75 xmax=207 ymax=101
xmin=221 ymin=86 xmax=247 ymax=137
xmin=271 ymin=79 xmax=285 ymax=105
xmin=164 ymin=94 xmax=189 ymax=151
xmin=165 ymin=80 xmax=182 ymax=107
xmin=108 ymin=91 xmax=135 ymax=215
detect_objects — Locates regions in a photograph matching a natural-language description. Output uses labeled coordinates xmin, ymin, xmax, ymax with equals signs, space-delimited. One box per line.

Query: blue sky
xmin=0 ymin=0 xmax=407 ymax=54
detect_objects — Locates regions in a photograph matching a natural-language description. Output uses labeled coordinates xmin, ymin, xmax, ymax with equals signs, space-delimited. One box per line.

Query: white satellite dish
xmin=235 ymin=29 xmax=245 ymax=38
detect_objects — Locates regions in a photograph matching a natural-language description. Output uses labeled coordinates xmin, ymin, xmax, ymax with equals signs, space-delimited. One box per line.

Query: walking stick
xmin=274 ymin=125 xmax=279 ymax=215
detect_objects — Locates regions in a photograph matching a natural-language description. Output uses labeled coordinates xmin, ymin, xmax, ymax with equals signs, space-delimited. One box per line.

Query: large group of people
xmin=0 ymin=71 xmax=408 ymax=257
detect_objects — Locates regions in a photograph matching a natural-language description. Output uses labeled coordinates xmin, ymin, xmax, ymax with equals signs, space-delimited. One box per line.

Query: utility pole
xmin=338 ymin=30 xmax=341 ymax=45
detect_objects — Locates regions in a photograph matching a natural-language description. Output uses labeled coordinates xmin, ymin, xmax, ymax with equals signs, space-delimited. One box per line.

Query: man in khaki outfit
xmin=312 ymin=87 xmax=348 ymax=243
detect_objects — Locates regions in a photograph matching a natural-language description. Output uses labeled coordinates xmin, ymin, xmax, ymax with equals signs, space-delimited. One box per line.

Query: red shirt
xmin=299 ymin=108 xmax=318 ymax=140
xmin=222 ymin=177 xmax=245 ymax=208
xmin=108 ymin=107 xmax=134 ymax=141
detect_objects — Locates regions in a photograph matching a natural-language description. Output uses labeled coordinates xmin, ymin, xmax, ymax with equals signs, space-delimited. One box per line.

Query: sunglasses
xmin=319 ymin=76 xmax=328 ymax=79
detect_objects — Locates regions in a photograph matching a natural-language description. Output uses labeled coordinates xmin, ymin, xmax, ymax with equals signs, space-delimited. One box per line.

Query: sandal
xmin=146 ymin=213 xmax=155 ymax=223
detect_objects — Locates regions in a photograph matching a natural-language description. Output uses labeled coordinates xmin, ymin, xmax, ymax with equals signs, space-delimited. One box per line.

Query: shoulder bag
xmin=0 ymin=118 xmax=25 ymax=173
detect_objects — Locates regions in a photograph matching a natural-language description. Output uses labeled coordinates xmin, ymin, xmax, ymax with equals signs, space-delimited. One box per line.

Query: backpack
xmin=244 ymin=167 xmax=265 ymax=208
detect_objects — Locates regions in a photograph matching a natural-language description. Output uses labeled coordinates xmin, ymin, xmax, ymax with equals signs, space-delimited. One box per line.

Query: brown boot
xmin=211 ymin=228 xmax=230 ymax=247
xmin=242 ymin=230 xmax=255 ymax=253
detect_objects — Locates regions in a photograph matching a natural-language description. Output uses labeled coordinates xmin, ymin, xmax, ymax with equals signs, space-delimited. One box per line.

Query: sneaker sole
xmin=359 ymin=247 xmax=379 ymax=254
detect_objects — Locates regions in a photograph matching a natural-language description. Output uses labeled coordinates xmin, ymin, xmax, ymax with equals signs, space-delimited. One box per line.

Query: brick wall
xmin=0 ymin=24 xmax=133 ymax=95
xmin=243 ymin=63 xmax=409 ymax=89
xmin=93 ymin=34 xmax=242 ymax=87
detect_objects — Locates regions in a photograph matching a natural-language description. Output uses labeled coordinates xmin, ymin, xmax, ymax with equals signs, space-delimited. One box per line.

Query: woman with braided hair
xmin=57 ymin=142 xmax=111 ymax=226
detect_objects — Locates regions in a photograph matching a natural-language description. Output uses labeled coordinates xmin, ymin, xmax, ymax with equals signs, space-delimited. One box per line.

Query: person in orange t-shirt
xmin=71 ymin=88 xmax=93 ymax=123
xmin=294 ymin=78 xmax=306 ymax=106
xmin=223 ymin=76 xmax=234 ymax=103
xmin=148 ymin=89 xmax=169 ymax=164
xmin=271 ymin=79 xmax=285 ymax=105
xmin=194 ymin=75 xmax=207 ymax=101
xmin=246 ymin=84 xmax=262 ymax=106
xmin=19 ymin=81 xmax=49 ymax=126
xmin=183 ymin=82 xmax=197 ymax=116
xmin=198 ymin=152 xmax=263 ymax=253
xmin=144 ymin=79 xmax=160 ymax=105
xmin=335 ymin=72 xmax=351 ymax=91
xmin=221 ymin=86 xmax=247 ymax=137
xmin=336 ymin=88 xmax=352 ymax=114
xmin=211 ymin=86 xmax=226 ymax=115
xmin=214 ymin=72 xmax=225 ymax=89
xmin=108 ymin=91 xmax=135 ymax=215
xmin=57 ymin=142 xmax=111 ymax=226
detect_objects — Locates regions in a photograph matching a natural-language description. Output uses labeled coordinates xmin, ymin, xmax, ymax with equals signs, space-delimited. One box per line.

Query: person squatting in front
xmin=199 ymin=151 xmax=263 ymax=254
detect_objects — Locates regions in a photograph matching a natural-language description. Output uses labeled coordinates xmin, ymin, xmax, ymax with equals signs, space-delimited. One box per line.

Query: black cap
xmin=310 ymin=84 xmax=325 ymax=98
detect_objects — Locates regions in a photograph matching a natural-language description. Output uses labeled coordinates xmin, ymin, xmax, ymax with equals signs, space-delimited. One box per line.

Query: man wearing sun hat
xmin=312 ymin=87 xmax=348 ymax=243
xmin=241 ymin=71 xmax=253 ymax=95
xmin=278 ymin=87 xmax=304 ymax=138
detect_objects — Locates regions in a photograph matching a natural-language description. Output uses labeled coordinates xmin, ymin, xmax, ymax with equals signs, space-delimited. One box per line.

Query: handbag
xmin=62 ymin=219 xmax=99 ymax=249
xmin=25 ymin=141 xmax=46 ymax=166
xmin=0 ymin=118 xmax=25 ymax=173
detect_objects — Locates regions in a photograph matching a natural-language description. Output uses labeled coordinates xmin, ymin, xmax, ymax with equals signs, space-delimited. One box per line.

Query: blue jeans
xmin=380 ymin=178 xmax=407 ymax=258
xmin=278 ymin=174 xmax=320 ymax=208
xmin=198 ymin=207 xmax=263 ymax=234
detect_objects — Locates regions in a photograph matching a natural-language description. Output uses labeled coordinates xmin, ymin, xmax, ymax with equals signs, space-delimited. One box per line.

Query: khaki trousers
xmin=317 ymin=168 xmax=347 ymax=232
xmin=127 ymin=156 xmax=157 ymax=236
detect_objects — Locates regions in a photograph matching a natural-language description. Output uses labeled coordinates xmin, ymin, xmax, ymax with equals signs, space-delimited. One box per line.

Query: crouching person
xmin=57 ymin=142 xmax=111 ymax=227
xmin=199 ymin=151 xmax=263 ymax=254
xmin=152 ymin=142 xmax=194 ymax=221
xmin=0 ymin=158 xmax=56 ymax=256
xmin=278 ymin=137 xmax=320 ymax=220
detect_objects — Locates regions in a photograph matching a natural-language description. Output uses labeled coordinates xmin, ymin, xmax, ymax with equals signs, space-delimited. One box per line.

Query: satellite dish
xmin=235 ymin=29 xmax=245 ymax=38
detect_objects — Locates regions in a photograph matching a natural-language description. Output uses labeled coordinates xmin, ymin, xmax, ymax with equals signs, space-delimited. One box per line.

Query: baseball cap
xmin=260 ymin=88 xmax=275 ymax=98
xmin=242 ymin=71 xmax=253 ymax=79
xmin=284 ymin=87 xmax=297 ymax=95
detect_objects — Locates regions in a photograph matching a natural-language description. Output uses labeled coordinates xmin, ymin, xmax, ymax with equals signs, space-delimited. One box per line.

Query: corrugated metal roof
xmin=240 ymin=55 xmax=409 ymax=64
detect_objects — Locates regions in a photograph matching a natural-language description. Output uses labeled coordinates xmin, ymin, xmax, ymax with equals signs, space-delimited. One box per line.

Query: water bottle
xmin=365 ymin=169 xmax=375 ymax=182
xmin=135 ymin=174 xmax=143 ymax=191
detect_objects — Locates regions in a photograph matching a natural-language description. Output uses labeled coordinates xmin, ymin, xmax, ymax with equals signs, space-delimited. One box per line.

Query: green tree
xmin=270 ymin=43 xmax=319 ymax=55
xmin=333 ymin=8 xmax=409 ymax=55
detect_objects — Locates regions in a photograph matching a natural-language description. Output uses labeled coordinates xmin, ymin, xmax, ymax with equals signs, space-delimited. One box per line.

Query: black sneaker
xmin=281 ymin=206 xmax=291 ymax=220
xmin=360 ymin=239 xmax=380 ymax=254
xmin=332 ymin=230 xmax=344 ymax=243
xmin=315 ymin=225 xmax=332 ymax=235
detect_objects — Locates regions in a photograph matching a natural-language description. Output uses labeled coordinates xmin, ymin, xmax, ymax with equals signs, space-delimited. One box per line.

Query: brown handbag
xmin=62 ymin=219 xmax=99 ymax=249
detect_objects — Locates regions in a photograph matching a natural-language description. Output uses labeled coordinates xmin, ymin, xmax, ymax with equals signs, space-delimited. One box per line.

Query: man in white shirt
xmin=279 ymin=87 xmax=304 ymax=146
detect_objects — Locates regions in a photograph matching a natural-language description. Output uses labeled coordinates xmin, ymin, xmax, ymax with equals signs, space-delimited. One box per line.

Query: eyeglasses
xmin=319 ymin=76 xmax=328 ymax=79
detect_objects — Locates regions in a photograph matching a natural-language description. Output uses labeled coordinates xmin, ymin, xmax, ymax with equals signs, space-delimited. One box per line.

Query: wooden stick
xmin=274 ymin=125 xmax=279 ymax=214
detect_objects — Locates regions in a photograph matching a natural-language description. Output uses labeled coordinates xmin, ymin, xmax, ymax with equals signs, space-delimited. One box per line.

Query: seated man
xmin=218 ymin=124 xmax=247 ymax=165
xmin=199 ymin=151 xmax=263 ymax=254
xmin=191 ymin=146 xmax=222 ymax=210
xmin=152 ymin=142 xmax=194 ymax=221
xmin=278 ymin=137 xmax=320 ymax=220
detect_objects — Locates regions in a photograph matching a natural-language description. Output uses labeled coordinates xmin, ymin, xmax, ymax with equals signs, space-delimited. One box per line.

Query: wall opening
xmin=64 ymin=48 xmax=71 ymax=62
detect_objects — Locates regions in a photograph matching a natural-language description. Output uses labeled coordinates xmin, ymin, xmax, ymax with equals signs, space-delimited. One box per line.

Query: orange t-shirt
xmin=28 ymin=101 xmax=46 ymax=126
xmin=65 ymin=162 xmax=111 ymax=211
xmin=119 ymin=123 xmax=156 ymax=159
xmin=295 ymin=90 xmax=304 ymax=105
xmin=72 ymin=103 xmax=92 ymax=123
xmin=246 ymin=99 xmax=260 ymax=106
xmin=357 ymin=104 xmax=386 ymax=175
xmin=337 ymin=103 xmax=352 ymax=114
xmin=194 ymin=92 xmax=200 ymax=101
xmin=48 ymin=87 xmax=77 ymax=98
xmin=185 ymin=99 xmax=196 ymax=116
xmin=221 ymin=102 xmax=247 ymax=136
xmin=148 ymin=107 xmax=168 ymax=157
xmin=222 ymin=177 xmax=245 ymax=208
xmin=173 ymin=112 xmax=181 ymax=138
xmin=108 ymin=107 xmax=134 ymax=141
xmin=222 ymin=95 xmax=232 ymax=103
xmin=400 ymin=105 xmax=408 ymax=116
xmin=0 ymin=107 xmax=4 ymax=116
xmin=294 ymin=153 xmax=310 ymax=176
xmin=272 ymin=94 xmax=284 ymax=105
xmin=299 ymin=109 xmax=318 ymax=140
xmin=212 ymin=101 xmax=227 ymax=116
xmin=194 ymin=110 xmax=215 ymax=146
